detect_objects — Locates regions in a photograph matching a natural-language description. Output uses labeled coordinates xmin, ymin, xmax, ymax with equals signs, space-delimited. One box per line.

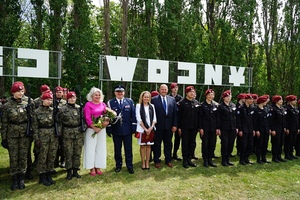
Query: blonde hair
xmin=86 ymin=86 xmax=104 ymax=102
xmin=138 ymin=91 xmax=151 ymax=104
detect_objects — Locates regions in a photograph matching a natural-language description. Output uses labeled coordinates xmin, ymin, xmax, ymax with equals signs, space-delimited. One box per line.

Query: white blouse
xmin=135 ymin=103 xmax=157 ymax=133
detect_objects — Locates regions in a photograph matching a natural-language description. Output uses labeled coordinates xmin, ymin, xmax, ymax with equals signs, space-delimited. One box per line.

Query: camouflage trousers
xmin=8 ymin=136 xmax=30 ymax=175
xmin=36 ymin=137 xmax=58 ymax=174
xmin=63 ymin=137 xmax=84 ymax=169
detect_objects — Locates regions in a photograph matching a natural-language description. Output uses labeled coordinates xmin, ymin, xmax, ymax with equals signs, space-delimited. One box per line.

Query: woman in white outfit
xmin=83 ymin=87 xmax=109 ymax=176
xmin=135 ymin=91 xmax=157 ymax=170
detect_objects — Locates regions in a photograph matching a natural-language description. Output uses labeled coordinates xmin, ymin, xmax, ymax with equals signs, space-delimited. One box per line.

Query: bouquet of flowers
xmin=91 ymin=107 xmax=117 ymax=138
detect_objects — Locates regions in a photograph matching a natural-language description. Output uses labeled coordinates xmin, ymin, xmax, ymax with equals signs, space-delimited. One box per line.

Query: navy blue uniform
xmin=108 ymin=98 xmax=137 ymax=170
xmin=284 ymin=104 xmax=299 ymax=159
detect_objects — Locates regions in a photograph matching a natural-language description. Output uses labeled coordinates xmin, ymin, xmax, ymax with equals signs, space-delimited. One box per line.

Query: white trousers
xmin=83 ymin=128 xmax=107 ymax=169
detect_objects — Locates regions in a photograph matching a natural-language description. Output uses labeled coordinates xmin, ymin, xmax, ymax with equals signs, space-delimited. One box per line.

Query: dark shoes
xmin=155 ymin=163 xmax=161 ymax=168
xmin=115 ymin=167 xmax=121 ymax=173
xmin=187 ymin=159 xmax=197 ymax=167
xmin=66 ymin=169 xmax=73 ymax=180
xmin=172 ymin=155 xmax=182 ymax=161
xmin=39 ymin=173 xmax=51 ymax=186
xmin=278 ymin=157 xmax=287 ymax=162
xmin=191 ymin=156 xmax=199 ymax=160
xmin=128 ymin=168 xmax=134 ymax=174
xmin=166 ymin=162 xmax=173 ymax=168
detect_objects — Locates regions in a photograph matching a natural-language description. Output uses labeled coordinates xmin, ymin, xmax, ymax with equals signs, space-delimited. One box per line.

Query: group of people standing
xmin=1 ymin=81 xmax=300 ymax=191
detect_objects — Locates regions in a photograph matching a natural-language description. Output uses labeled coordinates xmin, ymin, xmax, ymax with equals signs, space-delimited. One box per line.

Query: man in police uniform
xmin=107 ymin=85 xmax=137 ymax=174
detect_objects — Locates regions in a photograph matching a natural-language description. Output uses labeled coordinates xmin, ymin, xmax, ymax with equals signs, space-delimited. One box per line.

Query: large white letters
xmin=0 ymin=46 xmax=3 ymax=75
xmin=177 ymin=62 xmax=196 ymax=84
xmin=106 ymin=56 xmax=137 ymax=81
xmin=18 ymin=48 xmax=49 ymax=78
xmin=229 ymin=66 xmax=245 ymax=86
xmin=148 ymin=59 xmax=169 ymax=83
xmin=204 ymin=64 xmax=223 ymax=85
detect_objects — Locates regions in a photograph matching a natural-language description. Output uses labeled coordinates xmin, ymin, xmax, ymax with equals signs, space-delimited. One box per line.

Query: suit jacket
xmin=269 ymin=104 xmax=286 ymax=133
xmin=151 ymin=95 xmax=177 ymax=131
xmin=107 ymin=97 xmax=137 ymax=136
xmin=236 ymin=103 xmax=255 ymax=133
xmin=217 ymin=101 xmax=236 ymax=130
xmin=253 ymin=106 xmax=270 ymax=133
xmin=199 ymin=100 xmax=218 ymax=131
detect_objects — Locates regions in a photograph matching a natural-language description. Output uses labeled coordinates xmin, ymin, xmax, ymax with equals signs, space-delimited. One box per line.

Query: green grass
xmin=1 ymin=137 xmax=300 ymax=200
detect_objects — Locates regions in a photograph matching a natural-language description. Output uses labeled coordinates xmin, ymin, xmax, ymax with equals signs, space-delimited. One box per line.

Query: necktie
xmin=119 ymin=100 xmax=122 ymax=108
xmin=163 ymin=97 xmax=167 ymax=114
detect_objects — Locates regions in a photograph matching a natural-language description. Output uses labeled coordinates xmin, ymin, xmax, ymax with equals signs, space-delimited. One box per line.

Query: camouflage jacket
xmin=1 ymin=98 xmax=28 ymax=139
xmin=32 ymin=105 xmax=61 ymax=141
xmin=59 ymin=104 xmax=83 ymax=139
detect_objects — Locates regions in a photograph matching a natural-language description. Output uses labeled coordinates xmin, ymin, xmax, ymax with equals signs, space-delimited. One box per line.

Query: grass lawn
xmin=0 ymin=136 xmax=300 ymax=200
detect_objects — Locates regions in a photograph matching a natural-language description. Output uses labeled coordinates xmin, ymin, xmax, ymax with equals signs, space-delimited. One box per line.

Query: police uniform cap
xmin=67 ymin=91 xmax=76 ymax=99
xmin=114 ymin=84 xmax=125 ymax=92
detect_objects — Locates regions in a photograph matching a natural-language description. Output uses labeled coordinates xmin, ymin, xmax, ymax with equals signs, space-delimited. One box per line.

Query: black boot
xmin=39 ymin=173 xmax=51 ymax=186
xmin=226 ymin=156 xmax=234 ymax=166
xmin=46 ymin=172 xmax=55 ymax=184
xmin=221 ymin=156 xmax=228 ymax=166
xmin=66 ymin=169 xmax=73 ymax=180
xmin=182 ymin=158 xmax=189 ymax=168
xmin=203 ymin=158 xmax=209 ymax=167
xmin=256 ymin=155 xmax=262 ymax=164
xmin=73 ymin=168 xmax=81 ymax=178
xmin=187 ymin=159 xmax=196 ymax=167
xmin=239 ymin=156 xmax=246 ymax=165
xmin=18 ymin=173 xmax=25 ymax=190
xmin=261 ymin=155 xmax=270 ymax=163
xmin=11 ymin=175 xmax=19 ymax=191
xmin=208 ymin=158 xmax=217 ymax=167
xmin=25 ymin=169 xmax=33 ymax=180
xmin=245 ymin=156 xmax=253 ymax=164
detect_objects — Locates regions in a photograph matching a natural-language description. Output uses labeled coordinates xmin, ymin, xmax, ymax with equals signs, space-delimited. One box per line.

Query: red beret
xmin=40 ymin=85 xmax=50 ymax=93
xmin=150 ymin=91 xmax=159 ymax=97
xmin=41 ymin=91 xmax=53 ymax=100
xmin=55 ymin=86 xmax=64 ymax=92
xmin=14 ymin=81 xmax=24 ymax=86
xmin=257 ymin=95 xmax=268 ymax=104
xmin=285 ymin=95 xmax=297 ymax=102
xmin=205 ymin=89 xmax=214 ymax=96
xmin=11 ymin=82 xmax=24 ymax=93
xmin=237 ymin=93 xmax=246 ymax=100
xmin=67 ymin=91 xmax=76 ymax=99
xmin=252 ymin=94 xmax=258 ymax=100
xmin=272 ymin=95 xmax=282 ymax=103
xmin=245 ymin=93 xmax=253 ymax=99
xmin=170 ymin=83 xmax=178 ymax=89
xmin=185 ymin=86 xmax=195 ymax=94
xmin=222 ymin=90 xmax=231 ymax=98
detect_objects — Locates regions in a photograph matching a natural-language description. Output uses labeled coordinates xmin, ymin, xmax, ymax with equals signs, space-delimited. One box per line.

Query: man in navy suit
xmin=152 ymin=84 xmax=178 ymax=168
xmin=107 ymin=85 xmax=137 ymax=174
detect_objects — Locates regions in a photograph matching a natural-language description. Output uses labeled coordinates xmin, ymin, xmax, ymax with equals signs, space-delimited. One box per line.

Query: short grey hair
xmin=86 ymin=86 xmax=104 ymax=102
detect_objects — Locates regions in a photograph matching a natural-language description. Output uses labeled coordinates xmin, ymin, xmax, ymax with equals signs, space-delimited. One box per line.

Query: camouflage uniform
xmin=59 ymin=103 xmax=84 ymax=172
xmin=1 ymin=98 xmax=30 ymax=176
xmin=33 ymin=97 xmax=43 ymax=109
xmin=32 ymin=105 xmax=59 ymax=177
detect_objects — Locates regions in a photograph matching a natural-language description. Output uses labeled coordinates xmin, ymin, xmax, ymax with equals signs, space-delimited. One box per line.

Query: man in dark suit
xmin=107 ymin=85 xmax=137 ymax=174
xmin=152 ymin=84 xmax=178 ymax=168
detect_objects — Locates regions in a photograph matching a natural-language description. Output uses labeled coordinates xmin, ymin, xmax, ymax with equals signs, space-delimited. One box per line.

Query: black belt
xmin=38 ymin=126 xmax=54 ymax=129
xmin=63 ymin=124 xmax=81 ymax=128
xmin=9 ymin=121 xmax=27 ymax=125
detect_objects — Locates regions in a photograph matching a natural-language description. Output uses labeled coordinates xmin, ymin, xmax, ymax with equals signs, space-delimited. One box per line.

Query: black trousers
xmin=154 ymin=129 xmax=173 ymax=164
xmin=255 ymin=131 xmax=269 ymax=157
xmin=284 ymin=131 xmax=298 ymax=156
xmin=239 ymin=131 xmax=253 ymax=158
xmin=220 ymin=129 xmax=236 ymax=157
xmin=200 ymin=131 xmax=216 ymax=159
xmin=295 ymin=134 xmax=300 ymax=155
xmin=271 ymin=131 xmax=284 ymax=159
xmin=181 ymin=128 xmax=197 ymax=159
xmin=172 ymin=130 xmax=181 ymax=156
